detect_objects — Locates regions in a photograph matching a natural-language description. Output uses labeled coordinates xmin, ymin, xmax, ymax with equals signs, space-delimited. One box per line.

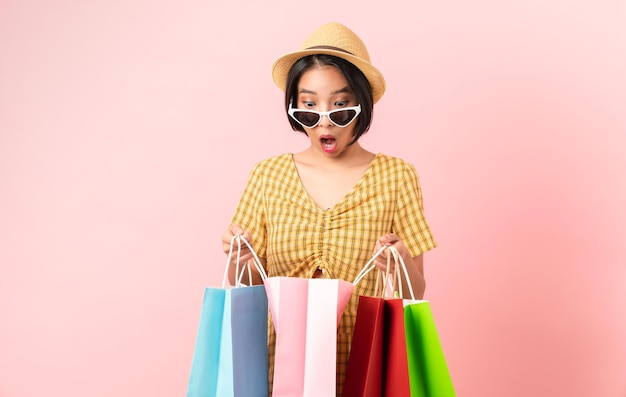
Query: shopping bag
xmin=342 ymin=296 xmax=413 ymax=397
xmin=385 ymin=298 xmax=412 ymax=396
xmin=186 ymin=236 xmax=269 ymax=397
xmin=343 ymin=246 xmax=411 ymax=397
xmin=404 ymin=301 xmax=456 ymax=397
xmin=345 ymin=246 xmax=455 ymax=397
xmin=341 ymin=295 xmax=385 ymax=397
xmin=264 ymin=276 xmax=355 ymax=397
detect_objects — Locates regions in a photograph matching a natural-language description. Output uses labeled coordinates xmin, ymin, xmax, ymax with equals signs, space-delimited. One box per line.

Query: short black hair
xmin=284 ymin=54 xmax=374 ymax=144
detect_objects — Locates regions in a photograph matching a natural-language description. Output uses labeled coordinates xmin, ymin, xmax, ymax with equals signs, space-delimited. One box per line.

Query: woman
xmin=221 ymin=22 xmax=437 ymax=395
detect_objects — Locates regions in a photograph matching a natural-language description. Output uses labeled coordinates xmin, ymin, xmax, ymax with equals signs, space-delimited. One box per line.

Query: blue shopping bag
xmin=186 ymin=236 xmax=269 ymax=397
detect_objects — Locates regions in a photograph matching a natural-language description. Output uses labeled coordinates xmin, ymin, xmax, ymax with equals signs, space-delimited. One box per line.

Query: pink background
xmin=1 ymin=0 xmax=625 ymax=396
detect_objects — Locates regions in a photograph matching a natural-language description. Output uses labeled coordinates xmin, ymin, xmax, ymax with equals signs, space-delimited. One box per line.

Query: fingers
xmin=230 ymin=224 xmax=245 ymax=236
xmin=372 ymin=245 xmax=392 ymax=273
xmin=378 ymin=233 xmax=400 ymax=246
xmin=373 ymin=259 xmax=390 ymax=273
xmin=374 ymin=251 xmax=393 ymax=272
xmin=372 ymin=233 xmax=399 ymax=258
xmin=228 ymin=250 xmax=253 ymax=264
xmin=372 ymin=234 xmax=405 ymax=273
xmin=222 ymin=224 xmax=252 ymax=254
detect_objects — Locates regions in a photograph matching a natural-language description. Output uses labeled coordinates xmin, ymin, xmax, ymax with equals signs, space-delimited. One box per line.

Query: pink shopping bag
xmin=264 ymin=277 xmax=354 ymax=397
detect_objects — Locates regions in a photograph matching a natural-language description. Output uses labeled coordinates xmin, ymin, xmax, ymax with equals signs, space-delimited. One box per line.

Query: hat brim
xmin=271 ymin=49 xmax=386 ymax=104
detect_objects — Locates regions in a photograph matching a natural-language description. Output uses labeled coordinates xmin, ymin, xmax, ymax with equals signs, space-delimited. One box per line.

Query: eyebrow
xmin=298 ymin=86 xmax=352 ymax=95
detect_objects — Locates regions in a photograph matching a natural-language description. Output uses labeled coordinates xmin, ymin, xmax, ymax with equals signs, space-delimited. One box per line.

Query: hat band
xmin=305 ymin=45 xmax=354 ymax=55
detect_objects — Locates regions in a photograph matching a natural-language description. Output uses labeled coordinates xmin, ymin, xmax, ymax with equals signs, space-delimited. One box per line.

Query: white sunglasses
xmin=288 ymin=103 xmax=361 ymax=128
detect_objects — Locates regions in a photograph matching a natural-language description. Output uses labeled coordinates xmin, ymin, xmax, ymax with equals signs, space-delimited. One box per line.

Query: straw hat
xmin=271 ymin=22 xmax=386 ymax=104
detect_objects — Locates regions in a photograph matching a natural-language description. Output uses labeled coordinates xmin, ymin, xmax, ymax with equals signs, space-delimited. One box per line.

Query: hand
xmin=372 ymin=233 xmax=426 ymax=300
xmin=222 ymin=224 xmax=255 ymax=265
xmin=371 ymin=233 xmax=410 ymax=274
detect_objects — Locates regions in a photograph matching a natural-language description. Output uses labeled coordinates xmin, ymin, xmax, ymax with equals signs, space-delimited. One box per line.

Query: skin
xmin=222 ymin=65 xmax=426 ymax=299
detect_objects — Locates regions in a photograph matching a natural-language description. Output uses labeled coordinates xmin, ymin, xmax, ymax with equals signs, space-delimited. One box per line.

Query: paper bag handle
xmin=221 ymin=235 xmax=268 ymax=288
xmin=353 ymin=245 xmax=416 ymax=300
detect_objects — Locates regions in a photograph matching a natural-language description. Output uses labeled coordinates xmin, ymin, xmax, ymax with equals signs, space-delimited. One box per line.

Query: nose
xmin=318 ymin=114 xmax=332 ymax=127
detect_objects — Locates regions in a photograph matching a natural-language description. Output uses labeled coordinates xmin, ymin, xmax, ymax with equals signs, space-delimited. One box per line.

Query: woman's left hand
xmin=371 ymin=233 xmax=426 ymax=299
xmin=372 ymin=233 xmax=410 ymax=273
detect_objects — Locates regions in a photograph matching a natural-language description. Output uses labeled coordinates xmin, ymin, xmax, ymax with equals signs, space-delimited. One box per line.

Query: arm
xmin=376 ymin=161 xmax=435 ymax=299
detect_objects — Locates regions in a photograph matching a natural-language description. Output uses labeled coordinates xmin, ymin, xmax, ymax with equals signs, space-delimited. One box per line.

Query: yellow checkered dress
xmin=231 ymin=153 xmax=437 ymax=396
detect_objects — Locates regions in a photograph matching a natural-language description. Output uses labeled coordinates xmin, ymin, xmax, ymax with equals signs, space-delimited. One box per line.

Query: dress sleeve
xmin=393 ymin=162 xmax=437 ymax=257
xmin=230 ymin=162 xmax=268 ymax=259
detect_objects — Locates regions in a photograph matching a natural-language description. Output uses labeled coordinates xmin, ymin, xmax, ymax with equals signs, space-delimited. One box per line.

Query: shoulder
xmin=250 ymin=153 xmax=293 ymax=174
xmin=373 ymin=153 xmax=418 ymax=175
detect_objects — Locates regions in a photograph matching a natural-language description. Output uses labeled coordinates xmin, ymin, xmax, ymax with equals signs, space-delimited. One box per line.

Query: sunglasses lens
xmin=292 ymin=111 xmax=321 ymax=128
xmin=329 ymin=109 xmax=357 ymax=126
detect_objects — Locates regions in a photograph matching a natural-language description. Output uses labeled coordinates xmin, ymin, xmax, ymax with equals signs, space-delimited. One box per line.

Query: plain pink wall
xmin=1 ymin=1 xmax=625 ymax=396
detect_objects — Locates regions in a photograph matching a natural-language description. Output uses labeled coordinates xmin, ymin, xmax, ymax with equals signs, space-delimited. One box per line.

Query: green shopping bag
xmin=404 ymin=301 xmax=455 ymax=397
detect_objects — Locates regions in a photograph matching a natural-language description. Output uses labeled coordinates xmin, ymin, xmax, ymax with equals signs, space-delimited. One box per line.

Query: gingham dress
xmin=230 ymin=153 xmax=437 ymax=396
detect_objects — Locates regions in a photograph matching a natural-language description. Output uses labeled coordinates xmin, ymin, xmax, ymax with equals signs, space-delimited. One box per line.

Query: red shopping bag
xmin=343 ymin=297 xmax=411 ymax=397
xmin=264 ymin=276 xmax=354 ymax=397
xmin=343 ymin=295 xmax=413 ymax=397
xmin=341 ymin=296 xmax=385 ymax=397
xmin=343 ymin=247 xmax=413 ymax=397
xmin=385 ymin=297 xmax=412 ymax=396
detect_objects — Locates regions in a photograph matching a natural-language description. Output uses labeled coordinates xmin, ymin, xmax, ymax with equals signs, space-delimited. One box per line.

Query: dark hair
xmin=284 ymin=54 xmax=374 ymax=144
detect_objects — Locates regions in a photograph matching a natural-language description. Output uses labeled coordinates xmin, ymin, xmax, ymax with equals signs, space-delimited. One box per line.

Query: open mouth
xmin=321 ymin=136 xmax=337 ymax=153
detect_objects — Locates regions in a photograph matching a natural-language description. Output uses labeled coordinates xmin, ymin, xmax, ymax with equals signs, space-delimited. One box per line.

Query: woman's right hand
xmin=222 ymin=224 xmax=264 ymax=285
xmin=222 ymin=224 xmax=254 ymax=262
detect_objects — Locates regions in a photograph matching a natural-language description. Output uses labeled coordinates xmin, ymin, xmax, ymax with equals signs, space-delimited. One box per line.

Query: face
xmin=294 ymin=65 xmax=359 ymax=158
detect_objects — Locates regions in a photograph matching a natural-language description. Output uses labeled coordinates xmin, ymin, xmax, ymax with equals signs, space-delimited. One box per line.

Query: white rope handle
xmin=388 ymin=246 xmax=416 ymax=300
xmin=220 ymin=235 xmax=268 ymax=288
xmin=237 ymin=235 xmax=268 ymax=280
xmin=234 ymin=238 xmax=252 ymax=287
xmin=221 ymin=235 xmax=238 ymax=288
xmin=353 ymin=245 xmax=417 ymax=301
xmin=353 ymin=245 xmax=388 ymax=286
